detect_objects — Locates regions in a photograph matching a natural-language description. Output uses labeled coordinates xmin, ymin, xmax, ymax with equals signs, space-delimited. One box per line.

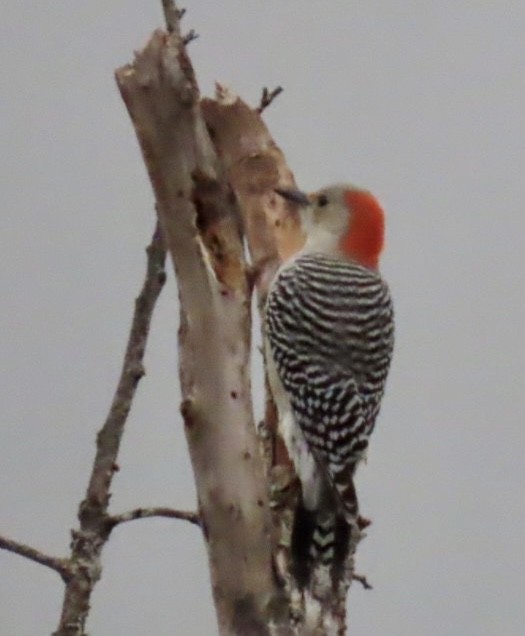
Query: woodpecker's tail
xmin=331 ymin=462 xmax=360 ymax=526
xmin=291 ymin=498 xmax=353 ymax=587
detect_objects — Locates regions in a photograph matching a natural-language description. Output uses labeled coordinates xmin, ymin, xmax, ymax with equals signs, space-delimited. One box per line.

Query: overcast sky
xmin=1 ymin=2 xmax=525 ymax=635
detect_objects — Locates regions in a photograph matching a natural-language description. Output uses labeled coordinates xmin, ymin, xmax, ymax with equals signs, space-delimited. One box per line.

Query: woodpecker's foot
xmin=357 ymin=515 xmax=372 ymax=530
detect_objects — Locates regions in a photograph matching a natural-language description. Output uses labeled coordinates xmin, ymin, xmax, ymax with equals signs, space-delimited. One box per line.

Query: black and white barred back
xmin=266 ymin=252 xmax=394 ymax=579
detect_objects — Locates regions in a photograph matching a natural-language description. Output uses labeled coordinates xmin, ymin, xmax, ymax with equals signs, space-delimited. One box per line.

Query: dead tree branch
xmin=257 ymin=86 xmax=284 ymax=113
xmin=202 ymin=88 xmax=302 ymax=587
xmin=108 ymin=507 xmax=200 ymax=528
xmin=116 ymin=22 xmax=279 ymax=635
xmin=0 ymin=535 xmax=71 ymax=581
xmin=352 ymin=573 xmax=373 ymax=590
xmin=183 ymin=29 xmax=199 ymax=45
xmin=4 ymin=2 xmax=365 ymax=633
xmin=52 ymin=224 xmax=166 ymax=636
xmin=202 ymin=90 xmax=364 ymax=633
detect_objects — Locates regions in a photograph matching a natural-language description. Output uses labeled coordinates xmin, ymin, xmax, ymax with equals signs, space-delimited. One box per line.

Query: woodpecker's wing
xmin=266 ymin=253 xmax=394 ymax=518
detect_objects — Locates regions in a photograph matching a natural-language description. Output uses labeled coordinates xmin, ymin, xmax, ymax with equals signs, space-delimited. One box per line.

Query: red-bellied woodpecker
xmin=265 ymin=184 xmax=394 ymax=585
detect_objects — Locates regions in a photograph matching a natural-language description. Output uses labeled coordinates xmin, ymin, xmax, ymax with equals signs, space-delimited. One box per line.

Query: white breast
xmin=264 ymin=335 xmax=323 ymax=510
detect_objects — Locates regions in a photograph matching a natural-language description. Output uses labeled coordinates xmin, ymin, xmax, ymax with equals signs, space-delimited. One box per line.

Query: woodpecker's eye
xmin=317 ymin=194 xmax=329 ymax=207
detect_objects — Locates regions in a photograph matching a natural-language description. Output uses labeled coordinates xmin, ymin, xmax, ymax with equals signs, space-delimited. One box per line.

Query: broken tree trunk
xmin=116 ymin=12 xmax=358 ymax=634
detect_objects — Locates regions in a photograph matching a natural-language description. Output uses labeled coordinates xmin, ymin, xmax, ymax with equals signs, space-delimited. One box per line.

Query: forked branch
xmin=257 ymin=86 xmax=284 ymax=113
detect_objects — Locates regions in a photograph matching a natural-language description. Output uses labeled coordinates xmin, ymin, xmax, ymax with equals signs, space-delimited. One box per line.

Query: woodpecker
xmin=264 ymin=184 xmax=394 ymax=585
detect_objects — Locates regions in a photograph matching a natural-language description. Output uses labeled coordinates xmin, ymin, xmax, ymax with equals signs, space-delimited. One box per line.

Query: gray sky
xmin=1 ymin=1 xmax=525 ymax=634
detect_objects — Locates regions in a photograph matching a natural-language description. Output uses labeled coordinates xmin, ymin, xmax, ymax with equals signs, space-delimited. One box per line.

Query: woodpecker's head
xmin=275 ymin=183 xmax=385 ymax=269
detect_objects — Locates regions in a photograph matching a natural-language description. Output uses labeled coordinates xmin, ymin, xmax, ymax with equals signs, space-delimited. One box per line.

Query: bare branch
xmin=0 ymin=535 xmax=71 ymax=581
xmin=108 ymin=507 xmax=200 ymax=528
xmin=257 ymin=86 xmax=284 ymax=113
xmin=352 ymin=572 xmax=373 ymax=590
xmin=183 ymin=29 xmax=199 ymax=45
xmin=53 ymin=224 xmax=166 ymax=636
xmin=83 ymin=223 xmax=166 ymax=516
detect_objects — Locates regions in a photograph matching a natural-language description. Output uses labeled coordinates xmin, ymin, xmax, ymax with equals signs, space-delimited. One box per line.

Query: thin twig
xmin=108 ymin=507 xmax=200 ymax=528
xmin=82 ymin=222 xmax=166 ymax=515
xmin=161 ymin=1 xmax=196 ymax=44
xmin=352 ymin=572 xmax=373 ymax=590
xmin=257 ymin=86 xmax=284 ymax=113
xmin=0 ymin=535 xmax=71 ymax=581
xmin=53 ymin=223 xmax=166 ymax=635
xmin=183 ymin=29 xmax=199 ymax=45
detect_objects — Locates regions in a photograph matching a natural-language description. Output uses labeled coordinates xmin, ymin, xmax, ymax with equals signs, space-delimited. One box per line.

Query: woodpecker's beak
xmin=274 ymin=187 xmax=310 ymax=207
